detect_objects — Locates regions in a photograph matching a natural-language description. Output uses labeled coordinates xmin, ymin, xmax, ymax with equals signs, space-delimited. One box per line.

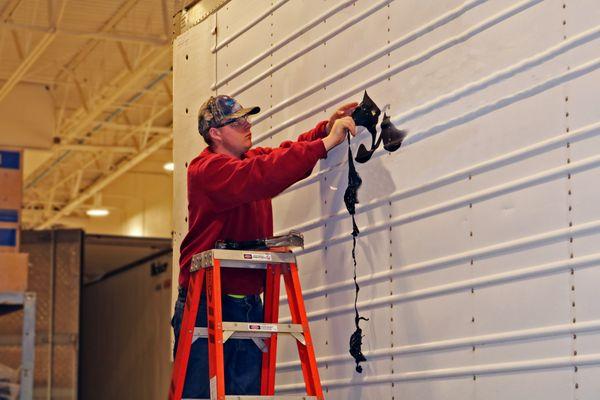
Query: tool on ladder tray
xmin=215 ymin=230 xmax=304 ymax=251
xmin=169 ymin=231 xmax=325 ymax=400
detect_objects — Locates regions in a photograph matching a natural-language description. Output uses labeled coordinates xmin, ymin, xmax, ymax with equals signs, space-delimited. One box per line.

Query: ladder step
xmin=194 ymin=322 xmax=303 ymax=338
xmin=191 ymin=249 xmax=297 ymax=272
xmin=193 ymin=323 xmax=306 ymax=345
xmin=222 ymin=322 xmax=304 ymax=334
xmin=183 ymin=396 xmax=318 ymax=399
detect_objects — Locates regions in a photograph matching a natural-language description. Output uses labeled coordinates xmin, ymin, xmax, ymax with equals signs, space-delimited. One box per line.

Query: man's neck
xmin=212 ymin=145 xmax=243 ymax=159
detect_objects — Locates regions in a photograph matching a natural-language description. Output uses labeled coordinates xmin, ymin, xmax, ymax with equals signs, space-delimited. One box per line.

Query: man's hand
xmin=323 ymin=116 xmax=357 ymax=152
xmin=326 ymin=102 xmax=359 ymax=134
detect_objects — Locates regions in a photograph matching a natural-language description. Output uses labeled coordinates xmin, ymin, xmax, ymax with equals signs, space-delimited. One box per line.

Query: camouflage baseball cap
xmin=197 ymin=95 xmax=260 ymax=135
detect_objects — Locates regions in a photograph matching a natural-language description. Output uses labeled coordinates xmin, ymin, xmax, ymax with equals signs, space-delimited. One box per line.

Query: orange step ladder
xmin=169 ymin=248 xmax=325 ymax=400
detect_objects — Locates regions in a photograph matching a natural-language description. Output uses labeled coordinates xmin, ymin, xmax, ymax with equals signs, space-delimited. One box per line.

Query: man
xmin=172 ymin=94 xmax=357 ymax=397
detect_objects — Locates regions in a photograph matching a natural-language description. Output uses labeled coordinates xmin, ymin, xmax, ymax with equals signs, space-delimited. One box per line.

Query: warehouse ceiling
xmin=0 ymin=0 xmax=176 ymax=229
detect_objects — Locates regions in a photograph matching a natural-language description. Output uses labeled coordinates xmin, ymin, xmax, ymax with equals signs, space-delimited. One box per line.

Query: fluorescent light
xmin=86 ymin=208 xmax=110 ymax=217
xmin=163 ymin=162 xmax=174 ymax=171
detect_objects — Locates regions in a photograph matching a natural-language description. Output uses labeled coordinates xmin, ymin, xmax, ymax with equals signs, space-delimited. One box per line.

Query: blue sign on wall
xmin=0 ymin=209 xmax=19 ymax=223
xmin=0 ymin=228 xmax=17 ymax=247
xmin=0 ymin=151 xmax=20 ymax=169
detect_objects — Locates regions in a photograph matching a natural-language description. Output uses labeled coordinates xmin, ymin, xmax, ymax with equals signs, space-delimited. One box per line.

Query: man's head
xmin=198 ymin=95 xmax=261 ymax=157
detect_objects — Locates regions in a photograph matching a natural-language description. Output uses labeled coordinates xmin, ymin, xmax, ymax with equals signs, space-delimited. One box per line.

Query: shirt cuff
xmin=315 ymin=139 xmax=327 ymax=159
xmin=316 ymin=120 xmax=329 ymax=138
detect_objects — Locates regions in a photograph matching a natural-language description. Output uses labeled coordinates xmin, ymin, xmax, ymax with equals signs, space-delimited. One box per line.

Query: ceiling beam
xmin=0 ymin=0 xmax=23 ymax=63
xmin=0 ymin=0 xmax=67 ymax=104
xmin=116 ymin=42 xmax=134 ymax=72
xmin=96 ymin=121 xmax=172 ymax=134
xmin=23 ymin=201 xmax=67 ymax=209
xmin=20 ymin=0 xmax=173 ymax=222
xmin=25 ymin=67 xmax=172 ymax=195
xmin=0 ymin=0 xmax=23 ymax=21
xmin=36 ymin=133 xmax=172 ymax=229
xmin=161 ymin=79 xmax=172 ymax=101
xmin=0 ymin=32 xmax=55 ymax=102
xmin=25 ymin=101 xmax=172 ymax=199
xmin=54 ymin=0 xmax=141 ymax=83
xmin=55 ymin=144 xmax=138 ymax=153
xmin=47 ymin=0 xmax=55 ymax=28
xmin=60 ymin=46 xmax=171 ymax=144
xmin=0 ymin=20 xmax=169 ymax=45
xmin=161 ymin=0 xmax=172 ymax=38
xmin=10 ymin=30 xmax=23 ymax=59
xmin=0 ymin=75 xmax=71 ymax=86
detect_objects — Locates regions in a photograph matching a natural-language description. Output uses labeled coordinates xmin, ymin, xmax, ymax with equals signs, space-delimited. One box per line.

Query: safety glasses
xmin=217 ymin=116 xmax=251 ymax=130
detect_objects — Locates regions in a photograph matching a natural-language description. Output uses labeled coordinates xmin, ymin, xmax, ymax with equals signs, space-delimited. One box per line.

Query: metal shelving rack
xmin=0 ymin=292 xmax=36 ymax=400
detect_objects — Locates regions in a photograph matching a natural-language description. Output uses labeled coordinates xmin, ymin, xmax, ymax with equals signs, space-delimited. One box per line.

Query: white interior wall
xmin=173 ymin=1 xmax=600 ymax=398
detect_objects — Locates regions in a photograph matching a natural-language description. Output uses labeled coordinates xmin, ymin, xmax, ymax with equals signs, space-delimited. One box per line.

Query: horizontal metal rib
xmin=277 ymin=353 xmax=600 ymax=392
xmin=252 ymin=0 xmax=543 ymax=145
xmin=278 ymin=318 xmax=600 ymax=371
xmin=277 ymin=121 xmax=600 ymax=236
xmin=281 ymin=251 xmax=600 ymax=323
xmin=211 ymin=0 xmax=291 ymax=53
xmin=229 ymin=0 xmax=394 ymax=98
xmin=253 ymin=0 xmax=488 ymax=125
xmin=212 ymin=0 xmax=355 ymax=87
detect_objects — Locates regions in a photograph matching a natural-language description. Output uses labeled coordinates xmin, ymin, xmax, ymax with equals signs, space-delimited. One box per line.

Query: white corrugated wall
xmin=172 ymin=1 xmax=600 ymax=398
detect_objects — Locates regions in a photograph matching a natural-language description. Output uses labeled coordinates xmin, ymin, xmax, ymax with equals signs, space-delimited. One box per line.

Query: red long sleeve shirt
xmin=178 ymin=121 xmax=329 ymax=294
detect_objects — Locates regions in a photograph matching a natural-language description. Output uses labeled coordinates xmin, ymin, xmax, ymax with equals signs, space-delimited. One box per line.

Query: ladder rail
xmin=282 ymin=264 xmax=324 ymax=398
xmin=261 ymin=264 xmax=282 ymax=395
xmin=206 ymin=258 xmax=227 ymax=398
xmin=170 ymin=249 xmax=324 ymax=400
xmin=169 ymin=269 xmax=205 ymax=400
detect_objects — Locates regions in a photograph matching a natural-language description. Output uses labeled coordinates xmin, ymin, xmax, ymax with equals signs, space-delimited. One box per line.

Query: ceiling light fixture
xmin=87 ymin=193 xmax=109 ymax=217
xmin=86 ymin=208 xmax=110 ymax=217
xmin=163 ymin=162 xmax=175 ymax=171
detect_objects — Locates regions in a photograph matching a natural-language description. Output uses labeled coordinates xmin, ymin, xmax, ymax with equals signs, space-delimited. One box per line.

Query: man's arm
xmin=192 ymin=140 xmax=327 ymax=212
xmin=248 ymin=121 xmax=328 ymax=157
xmin=296 ymin=120 xmax=329 ymax=142
xmin=192 ymin=117 xmax=356 ymax=212
xmin=297 ymin=102 xmax=358 ymax=142
xmin=250 ymin=102 xmax=358 ymax=155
